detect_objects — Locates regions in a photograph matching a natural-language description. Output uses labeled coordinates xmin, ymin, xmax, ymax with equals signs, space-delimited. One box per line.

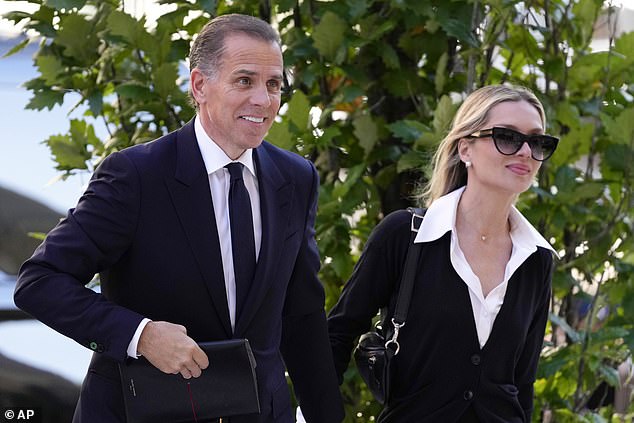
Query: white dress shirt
xmin=126 ymin=116 xmax=262 ymax=357
xmin=193 ymin=116 xmax=262 ymax=330
xmin=414 ymin=186 xmax=556 ymax=348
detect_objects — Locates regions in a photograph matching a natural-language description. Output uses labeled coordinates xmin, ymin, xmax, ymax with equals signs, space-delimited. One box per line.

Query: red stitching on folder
xmin=187 ymin=382 xmax=198 ymax=422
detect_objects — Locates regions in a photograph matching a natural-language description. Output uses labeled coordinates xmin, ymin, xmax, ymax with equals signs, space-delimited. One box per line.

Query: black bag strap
xmin=385 ymin=207 xmax=425 ymax=355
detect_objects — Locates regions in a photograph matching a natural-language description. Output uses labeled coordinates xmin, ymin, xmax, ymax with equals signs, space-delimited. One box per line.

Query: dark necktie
xmin=225 ymin=162 xmax=256 ymax=319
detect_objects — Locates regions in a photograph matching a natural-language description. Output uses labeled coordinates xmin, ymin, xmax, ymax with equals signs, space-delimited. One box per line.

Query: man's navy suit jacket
xmin=15 ymin=120 xmax=343 ymax=423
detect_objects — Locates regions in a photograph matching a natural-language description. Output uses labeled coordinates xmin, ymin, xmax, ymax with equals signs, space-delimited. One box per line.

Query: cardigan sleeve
xmin=327 ymin=210 xmax=412 ymax=384
xmin=515 ymin=248 xmax=554 ymax=420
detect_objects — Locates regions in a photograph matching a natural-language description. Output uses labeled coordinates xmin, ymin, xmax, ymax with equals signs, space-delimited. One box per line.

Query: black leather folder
xmin=118 ymin=338 xmax=260 ymax=423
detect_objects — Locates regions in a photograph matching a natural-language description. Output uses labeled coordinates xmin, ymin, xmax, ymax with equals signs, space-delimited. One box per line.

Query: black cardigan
xmin=328 ymin=210 xmax=554 ymax=422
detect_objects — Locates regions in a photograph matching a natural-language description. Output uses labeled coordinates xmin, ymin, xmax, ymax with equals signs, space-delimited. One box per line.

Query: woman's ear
xmin=458 ymin=138 xmax=471 ymax=164
xmin=190 ymin=68 xmax=207 ymax=104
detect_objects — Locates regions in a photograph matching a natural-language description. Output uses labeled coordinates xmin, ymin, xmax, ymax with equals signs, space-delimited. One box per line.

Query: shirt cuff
xmin=127 ymin=318 xmax=151 ymax=359
xmin=296 ymin=406 xmax=306 ymax=423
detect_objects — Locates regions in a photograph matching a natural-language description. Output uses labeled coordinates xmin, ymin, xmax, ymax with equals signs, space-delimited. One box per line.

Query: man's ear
xmin=190 ymin=68 xmax=207 ymax=104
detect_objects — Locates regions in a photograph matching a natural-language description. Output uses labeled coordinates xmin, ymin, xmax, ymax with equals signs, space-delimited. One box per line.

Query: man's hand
xmin=137 ymin=321 xmax=209 ymax=379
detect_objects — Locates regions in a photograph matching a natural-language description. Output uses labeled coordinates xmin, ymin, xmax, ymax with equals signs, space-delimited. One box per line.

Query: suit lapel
xmin=234 ymin=144 xmax=294 ymax=336
xmin=164 ymin=121 xmax=232 ymax=337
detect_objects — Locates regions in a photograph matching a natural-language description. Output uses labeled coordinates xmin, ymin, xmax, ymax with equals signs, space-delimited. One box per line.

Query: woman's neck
xmin=456 ymin=186 xmax=514 ymax=241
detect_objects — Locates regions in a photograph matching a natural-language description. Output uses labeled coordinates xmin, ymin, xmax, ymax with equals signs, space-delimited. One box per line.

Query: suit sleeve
xmin=14 ymin=151 xmax=145 ymax=362
xmin=280 ymin=161 xmax=344 ymax=423
xmin=515 ymin=249 xmax=554 ymax=420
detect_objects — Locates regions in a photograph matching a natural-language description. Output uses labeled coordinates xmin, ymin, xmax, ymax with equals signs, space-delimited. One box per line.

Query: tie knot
xmin=225 ymin=162 xmax=244 ymax=181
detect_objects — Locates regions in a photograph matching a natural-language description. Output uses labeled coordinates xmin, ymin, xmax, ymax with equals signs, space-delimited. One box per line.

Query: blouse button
xmin=471 ymin=354 xmax=481 ymax=365
xmin=463 ymin=390 xmax=474 ymax=400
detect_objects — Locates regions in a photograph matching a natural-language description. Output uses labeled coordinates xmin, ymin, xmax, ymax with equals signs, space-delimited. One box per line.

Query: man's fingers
xmin=188 ymin=365 xmax=202 ymax=378
xmin=192 ymin=345 xmax=210 ymax=370
xmin=180 ymin=368 xmax=192 ymax=379
xmin=136 ymin=321 xmax=209 ymax=378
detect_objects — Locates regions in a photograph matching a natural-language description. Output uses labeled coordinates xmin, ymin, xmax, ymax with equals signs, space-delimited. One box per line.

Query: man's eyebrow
xmin=233 ymin=69 xmax=257 ymax=76
xmin=233 ymin=69 xmax=284 ymax=80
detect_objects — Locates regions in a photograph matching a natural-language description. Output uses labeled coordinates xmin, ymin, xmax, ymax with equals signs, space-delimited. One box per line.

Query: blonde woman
xmin=328 ymin=85 xmax=559 ymax=422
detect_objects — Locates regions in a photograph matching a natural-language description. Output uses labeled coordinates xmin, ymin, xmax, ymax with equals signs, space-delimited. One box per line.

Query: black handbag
xmin=353 ymin=208 xmax=425 ymax=405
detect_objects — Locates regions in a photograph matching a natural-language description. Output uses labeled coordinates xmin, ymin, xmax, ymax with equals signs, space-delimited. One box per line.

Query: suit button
xmin=471 ymin=354 xmax=481 ymax=365
xmin=89 ymin=342 xmax=98 ymax=351
xmin=463 ymin=390 xmax=474 ymax=400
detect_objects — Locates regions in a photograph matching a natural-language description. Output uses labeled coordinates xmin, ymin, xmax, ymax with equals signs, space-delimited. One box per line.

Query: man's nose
xmin=250 ymin=84 xmax=272 ymax=107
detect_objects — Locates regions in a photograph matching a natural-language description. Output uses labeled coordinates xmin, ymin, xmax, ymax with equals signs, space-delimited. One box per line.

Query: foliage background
xmin=3 ymin=0 xmax=633 ymax=421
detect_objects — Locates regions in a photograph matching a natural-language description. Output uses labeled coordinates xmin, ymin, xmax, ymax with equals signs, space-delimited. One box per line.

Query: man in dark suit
xmin=14 ymin=13 xmax=344 ymax=423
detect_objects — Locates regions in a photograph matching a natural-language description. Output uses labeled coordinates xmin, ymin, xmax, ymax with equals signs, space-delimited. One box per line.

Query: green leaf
xmin=603 ymin=143 xmax=631 ymax=173
xmin=614 ymin=31 xmax=634 ymax=65
xmin=2 ymin=11 xmax=31 ymax=26
xmin=387 ymin=119 xmax=429 ymax=142
xmin=88 ymin=91 xmax=103 ymax=116
xmin=331 ymin=245 xmax=354 ymax=279
xmin=46 ymin=122 xmax=92 ymax=171
xmin=554 ymin=102 xmax=581 ymax=129
xmin=44 ymin=0 xmax=87 ymax=10
xmin=598 ymin=363 xmax=620 ymax=387
xmin=381 ymin=68 xmax=421 ymax=98
xmin=347 ymin=0 xmax=369 ymax=19
xmin=197 ymin=0 xmax=217 ymax=14
xmin=380 ymin=43 xmax=400 ymax=69
xmin=602 ymin=107 xmax=634 ymax=145
xmin=554 ymin=166 xmax=577 ymax=194
xmin=26 ymin=89 xmax=65 ymax=111
xmin=550 ymin=123 xmax=594 ymax=167
xmin=57 ymin=13 xmax=96 ymax=61
xmin=436 ymin=16 xmax=478 ymax=47
xmin=286 ymin=90 xmax=311 ymax=131
xmin=333 ymin=164 xmax=365 ymax=199
xmin=27 ymin=232 xmax=47 ymax=241
xmin=353 ymin=114 xmax=378 ymax=156
xmin=277 ymin=0 xmax=296 ymax=13
xmin=318 ymin=126 xmax=341 ymax=147
xmin=2 ymin=38 xmax=30 ymax=58
xmin=433 ymin=95 xmax=455 ymax=134
xmin=153 ymin=63 xmax=178 ymax=99
xmin=572 ymin=183 xmax=604 ymax=200
xmin=435 ymin=52 xmax=448 ymax=95
xmin=115 ymin=83 xmax=152 ymax=100
xmin=107 ymin=9 xmax=140 ymax=44
xmin=35 ymin=54 xmax=65 ymax=85
xmin=67 ymin=120 xmax=100 ymax=155
xmin=266 ymin=120 xmax=294 ymax=150
xmin=312 ymin=11 xmax=347 ymax=61
xmin=397 ymin=150 xmax=426 ymax=173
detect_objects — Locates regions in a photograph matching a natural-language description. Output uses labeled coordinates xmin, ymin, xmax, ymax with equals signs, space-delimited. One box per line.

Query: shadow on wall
xmin=0 ymin=352 xmax=79 ymax=422
xmin=0 ymin=185 xmax=63 ymax=274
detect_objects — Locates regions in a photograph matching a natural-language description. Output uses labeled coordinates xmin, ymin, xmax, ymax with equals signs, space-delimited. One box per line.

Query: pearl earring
xmin=465 ymin=161 xmax=472 ymax=168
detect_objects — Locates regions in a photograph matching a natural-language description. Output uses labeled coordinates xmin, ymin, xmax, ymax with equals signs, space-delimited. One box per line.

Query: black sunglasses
xmin=466 ymin=127 xmax=559 ymax=161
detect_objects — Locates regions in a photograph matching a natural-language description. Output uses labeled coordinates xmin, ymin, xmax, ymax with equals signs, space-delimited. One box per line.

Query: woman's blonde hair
xmin=419 ymin=84 xmax=546 ymax=206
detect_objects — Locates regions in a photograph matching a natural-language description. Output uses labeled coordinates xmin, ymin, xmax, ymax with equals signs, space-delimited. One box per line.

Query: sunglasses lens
xmin=492 ymin=129 xmax=522 ymax=155
xmin=491 ymin=128 xmax=558 ymax=160
xmin=531 ymin=136 xmax=558 ymax=160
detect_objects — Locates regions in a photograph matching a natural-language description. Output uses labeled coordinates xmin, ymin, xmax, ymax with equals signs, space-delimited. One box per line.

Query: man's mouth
xmin=240 ymin=116 xmax=265 ymax=123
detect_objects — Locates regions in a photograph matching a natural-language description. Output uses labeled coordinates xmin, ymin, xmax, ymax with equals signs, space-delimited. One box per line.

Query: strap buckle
xmin=407 ymin=207 xmax=425 ymax=233
xmin=385 ymin=319 xmax=405 ymax=355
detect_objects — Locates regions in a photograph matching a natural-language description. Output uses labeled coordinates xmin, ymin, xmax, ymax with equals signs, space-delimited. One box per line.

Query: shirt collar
xmin=414 ymin=186 xmax=557 ymax=256
xmin=194 ymin=115 xmax=256 ymax=177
